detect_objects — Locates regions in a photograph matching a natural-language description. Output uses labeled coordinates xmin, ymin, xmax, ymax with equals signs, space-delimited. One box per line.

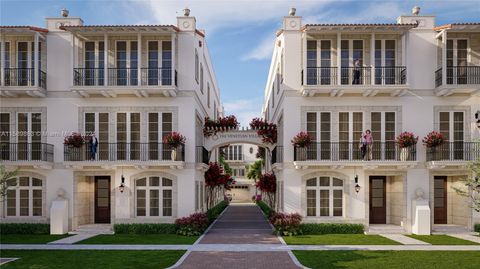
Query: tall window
xmin=223 ymin=145 xmax=243 ymax=161
xmin=115 ymin=41 xmax=138 ymax=85
xmin=341 ymin=40 xmax=363 ymax=85
xmin=306 ymin=40 xmax=317 ymax=85
xmin=339 ymin=112 xmax=362 ymax=160
xmin=17 ymin=42 xmax=29 ymax=86
xmin=371 ymin=112 xmax=396 ymax=160
xmin=116 ymin=41 xmax=128 ymax=85
xmin=447 ymin=39 xmax=468 ymax=84
xmin=439 ymin=111 xmax=464 ymax=160
xmin=0 ymin=113 xmax=10 ymax=160
xmin=4 ymin=42 xmax=10 ymax=68
xmin=375 ymin=40 xmax=396 ymax=85
xmin=148 ymin=41 xmax=159 ymax=85
xmin=320 ymin=40 xmax=332 ymax=85
xmin=6 ymin=176 xmax=43 ymax=217
xmin=136 ymin=177 xmax=173 ymax=217
xmin=306 ymin=112 xmax=317 ymax=160
xmin=85 ymin=112 xmax=109 ymax=160
xmin=200 ymin=64 xmax=204 ymax=94
xmin=116 ymin=112 xmax=140 ymax=160
xmin=195 ymin=49 xmax=199 ymax=83
xmin=162 ymin=41 xmax=172 ymax=85
xmin=207 ymin=83 xmax=211 ymax=108
xmin=306 ymin=176 xmax=343 ymax=217
xmin=17 ymin=112 xmax=42 ymax=161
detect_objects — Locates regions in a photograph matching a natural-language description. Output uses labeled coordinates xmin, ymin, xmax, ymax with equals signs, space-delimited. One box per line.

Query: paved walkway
xmin=447 ymin=233 xmax=480 ymax=244
xmin=380 ymin=234 xmax=431 ymax=245
xmin=176 ymin=203 xmax=301 ymax=269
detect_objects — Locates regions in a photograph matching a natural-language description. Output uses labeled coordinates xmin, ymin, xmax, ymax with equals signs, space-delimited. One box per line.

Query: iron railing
xmin=4 ymin=68 xmax=46 ymax=89
xmin=64 ymin=142 xmax=185 ymax=162
xmin=426 ymin=142 xmax=480 ymax=161
xmin=108 ymin=68 xmax=138 ymax=86
xmin=374 ymin=66 xmax=406 ymax=85
xmin=0 ymin=143 xmax=54 ymax=162
xmin=73 ymin=68 xmax=105 ymax=86
xmin=196 ymin=146 xmax=209 ymax=165
xmin=435 ymin=66 xmax=480 ymax=87
xmin=271 ymin=146 xmax=283 ymax=164
xmin=141 ymin=67 xmax=173 ymax=86
xmin=294 ymin=142 xmax=417 ymax=162
xmin=341 ymin=67 xmax=371 ymax=85
xmin=305 ymin=67 xmax=338 ymax=85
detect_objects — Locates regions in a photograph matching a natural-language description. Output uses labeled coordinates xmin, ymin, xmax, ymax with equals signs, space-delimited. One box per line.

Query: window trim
xmin=5 ymin=176 xmax=44 ymax=218
xmin=305 ymin=176 xmax=344 ymax=218
xmin=135 ymin=176 xmax=174 ymax=218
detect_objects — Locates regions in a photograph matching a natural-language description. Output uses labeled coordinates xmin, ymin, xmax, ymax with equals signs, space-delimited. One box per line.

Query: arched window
xmin=136 ymin=177 xmax=173 ymax=217
xmin=306 ymin=176 xmax=343 ymax=217
xmin=6 ymin=176 xmax=43 ymax=217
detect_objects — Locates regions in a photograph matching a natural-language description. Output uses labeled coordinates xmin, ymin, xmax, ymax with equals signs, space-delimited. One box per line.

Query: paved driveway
xmin=177 ymin=203 xmax=301 ymax=269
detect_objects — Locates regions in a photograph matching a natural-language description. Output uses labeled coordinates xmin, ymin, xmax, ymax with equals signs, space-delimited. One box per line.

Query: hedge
xmin=300 ymin=223 xmax=364 ymax=234
xmin=256 ymin=200 xmax=275 ymax=218
xmin=0 ymin=223 xmax=50 ymax=234
xmin=113 ymin=223 xmax=177 ymax=234
xmin=206 ymin=201 xmax=228 ymax=223
xmin=475 ymin=223 xmax=480 ymax=233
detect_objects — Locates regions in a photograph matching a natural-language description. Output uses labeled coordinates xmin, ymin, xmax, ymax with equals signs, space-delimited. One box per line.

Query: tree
xmin=0 ymin=165 xmax=18 ymax=201
xmin=246 ymin=160 xmax=264 ymax=182
xmin=256 ymin=173 xmax=276 ymax=208
xmin=204 ymin=162 xmax=234 ymax=210
xmin=453 ymin=159 xmax=480 ymax=212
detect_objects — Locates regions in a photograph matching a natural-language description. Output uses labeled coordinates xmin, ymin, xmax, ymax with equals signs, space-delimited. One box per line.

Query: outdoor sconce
xmin=354 ymin=175 xmax=361 ymax=194
xmin=119 ymin=175 xmax=125 ymax=193
xmin=475 ymin=111 xmax=480 ymax=129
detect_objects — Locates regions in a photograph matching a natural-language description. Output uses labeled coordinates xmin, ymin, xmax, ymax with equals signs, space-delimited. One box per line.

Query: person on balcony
xmin=353 ymin=59 xmax=361 ymax=85
xmin=363 ymin=130 xmax=373 ymax=161
xmin=89 ymin=133 xmax=98 ymax=160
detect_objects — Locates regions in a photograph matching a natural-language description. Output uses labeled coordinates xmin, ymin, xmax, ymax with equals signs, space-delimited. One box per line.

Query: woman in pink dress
xmin=364 ymin=130 xmax=373 ymax=161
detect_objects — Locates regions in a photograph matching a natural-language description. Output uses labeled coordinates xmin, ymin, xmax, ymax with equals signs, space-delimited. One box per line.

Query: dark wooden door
xmin=369 ymin=176 xmax=386 ymax=224
xmin=434 ymin=176 xmax=447 ymax=224
xmin=95 ymin=176 xmax=111 ymax=223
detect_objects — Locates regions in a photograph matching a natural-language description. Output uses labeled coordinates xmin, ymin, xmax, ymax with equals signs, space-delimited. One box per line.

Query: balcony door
xmin=305 ymin=112 xmax=331 ymax=160
xmin=17 ymin=112 xmax=41 ymax=161
xmin=339 ymin=112 xmax=363 ymax=160
xmin=341 ymin=40 xmax=364 ymax=85
xmin=0 ymin=113 xmax=11 ymax=160
xmin=439 ymin=111 xmax=464 ymax=160
xmin=85 ymin=113 xmax=109 ymax=160
xmin=84 ymin=41 xmax=104 ymax=86
xmin=17 ymin=42 xmax=29 ymax=86
xmin=306 ymin=40 xmax=332 ymax=85
xmin=148 ymin=112 xmax=173 ymax=161
xmin=115 ymin=41 xmax=137 ymax=86
xmin=116 ymin=112 xmax=141 ymax=160
xmin=447 ymin=39 xmax=468 ymax=84
xmin=371 ymin=112 xmax=396 ymax=160
xmin=375 ymin=40 xmax=397 ymax=85
xmin=147 ymin=41 xmax=172 ymax=86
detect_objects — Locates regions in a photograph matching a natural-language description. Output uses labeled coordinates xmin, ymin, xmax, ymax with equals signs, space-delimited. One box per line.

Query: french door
xmin=17 ymin=112 xmax=42 ymax=161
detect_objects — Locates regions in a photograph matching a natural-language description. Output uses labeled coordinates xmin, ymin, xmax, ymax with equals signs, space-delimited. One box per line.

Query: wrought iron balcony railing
xmin=294 ymin=142 xmax=417 ymax=162
xmin=73 ymin=67 xmax=176 ymax=87
xmin=3 ymin=68 xmax=47 ymax=89
xmin=426 ymin=142 xmax=480 ymax=161
xmin=0 ymin=143 xmax=54 ymax=162
xmin=64 ymin=142 xmax=185 ymax=162
xmin=435 ymin=66 xmax=480 ymax=87
xmin=304 ymin=66 xmax=406 ymax=86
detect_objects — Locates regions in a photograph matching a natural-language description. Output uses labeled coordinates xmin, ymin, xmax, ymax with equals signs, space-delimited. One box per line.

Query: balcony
xmin=293 ymin=142 xmax=417 ymax=169
xmin=426 ymin=142 xmax=480 ymax=169
xmin=271 ymin=146 xmax=283 ymax=165
xmin=196 ymin=146 xmax=209 ymax=165
xmin=1 ymin=68 xmax=47 ymax=97
xmin=302 ymin=66 xmax=407 ymax=97
xmin=0 ymin=143 xmax=54 ymax=168
xmin=64 ymin=143 xmax=185 ymax=168
xmin=435 ymin=66 xmax=480 ymax=95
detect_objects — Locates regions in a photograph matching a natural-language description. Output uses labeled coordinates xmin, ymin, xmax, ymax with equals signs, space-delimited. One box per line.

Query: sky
xmin=1 ymin=0 xmax=479 ymax=126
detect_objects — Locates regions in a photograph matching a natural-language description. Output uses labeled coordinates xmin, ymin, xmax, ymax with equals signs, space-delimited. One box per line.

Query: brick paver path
xmin=177 ymin=203 xmax=301 ymax=269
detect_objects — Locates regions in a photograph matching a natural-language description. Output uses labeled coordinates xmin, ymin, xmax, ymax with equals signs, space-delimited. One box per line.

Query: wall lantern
xmin=119 ymin=175 xmax=125 ymax=193
xmin=354 ymin=174 xmax=361 ymax=194
xmin=475 ymin=111 xmax=480 ymax=129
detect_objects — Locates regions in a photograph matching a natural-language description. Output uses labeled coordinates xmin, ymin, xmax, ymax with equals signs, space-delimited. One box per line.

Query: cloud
xmin=223 ymin=98 xmax=263 ymax=127
xmin=241 ymin=36 xmax=275 ymax=61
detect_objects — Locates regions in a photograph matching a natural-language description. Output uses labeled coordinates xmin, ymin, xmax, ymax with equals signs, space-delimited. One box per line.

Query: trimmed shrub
xmin=475 ymin=223 xmax=480 ymax=233
xmin=0 ymin=223 xmax=50 ymax=234
xmin=300 ymin=223 xmax=364 ymax=235
xmin=270 ymin=212 xmax=302 ymax=236
xmin=175 ymin=213 xmax=209 ymax=236
xmin=256 ymin=200 xmax=275 ymax=218
xmin=206 ymin=201 xmax=228 ymax=223
xmin=113 ymin=223 xmax=177 ymax=234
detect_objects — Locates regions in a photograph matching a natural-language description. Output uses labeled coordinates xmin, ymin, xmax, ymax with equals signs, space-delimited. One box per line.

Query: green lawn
xmin=0 ymin=250 xmax=185 ymax=269
xmin=283 ymin=234 xmax=401 ymax=245
xmin=293 ymin=250 xmax=480 ymax=269
xmin=407 ymin=235 xmax=480 ymax=245
xmin=76 ymin=234 xmax=199 ymax=244
xmin=0 ymin=234 xmax=70 ymax=244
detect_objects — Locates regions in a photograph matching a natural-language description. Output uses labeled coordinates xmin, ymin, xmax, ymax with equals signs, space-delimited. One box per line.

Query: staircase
xmin=367 ymin=224 xmax=406 ymax=235
xmin=70 ymin=224 xmax=114 ymax=235
xmin=432 ymin=225 xmax=474 ymax=235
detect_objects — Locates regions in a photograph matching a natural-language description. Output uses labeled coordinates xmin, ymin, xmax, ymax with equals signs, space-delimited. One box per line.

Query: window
xmin=338 ymin=112 xmax=362 ymax=160
xmin=207 ymin=83 xmax=211 ymax=108
xmin=439 ymin=111 xmax=464 ymax=160
xmin=375 ymin=40 xmax=396 ymax=85
xmin=223 ymin=145 xmax=243 ymax=161
xmin=306 ymin=40 xmax=317 ymax=85
xmin=305 ymin=176 xmax=343 ymax=217
xmin=341 ymin=40 xmax=363 ymax=85
xmin=0 ymin=113 xmax=10 ymax=160
xmin=148 ymin=112 xmax=173 ymax=160
xmin=271 ymin=84 xmax=275 ymax=108
xmin=232 ymin=168 xmax=245 ymax=177
xmin=162 ymin=41 xmax=172 ymax=85
xmin=447 ymin=39 xmax=468 ymax=84
xmin=3 ymin=42 xmax=10 ymax=68
xmin=17 ymin=112 xmax=42 ymax=161
xmin=136 ymin=176 xmax=173 ymax=217
xmin=6 ymin=176 xmax=43 ymax=217
xmin=371 ymin=112 xmax=396 ymax=160
xmin=195 ymin=49 xmax=199 ymax=83
xmin=84 ymin=112 xmax=109 ymax=160
xmin=306 ymin=112 xmax=317 ymax=160
xmin=200 ymin=64 xmax=204 ymax=94
xmin=116 ymin=112 xmax=141 ymax=160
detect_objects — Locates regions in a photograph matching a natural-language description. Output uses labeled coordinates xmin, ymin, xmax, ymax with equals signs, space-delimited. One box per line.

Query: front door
xmin=434 ymin=176 xmax=448 ymax=224
xmin=369 ymin=176 xmax=386 ymax=224
xmin=94 ymin=176 xmax=111 ymax=223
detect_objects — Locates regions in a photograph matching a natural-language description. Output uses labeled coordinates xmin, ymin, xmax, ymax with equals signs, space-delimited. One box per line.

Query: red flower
xmin=256 ymin=173 xmax=276 ymax=193
xmin=396 ymin=132 xmax=418 ymax=148
xmin=64 ymin=132 xmax=86 ymax=148
xmin=291 ymin=132 xmax=312 ymax=148
xmin=422 ymin=131 xmax=445 ymax=148
xmin=163 ymin=132 xmax=186 ymax=148
xmin=203 ymin=115 xmax=239 ymax=136
xmin=249 ymin=118 xmax=277 ymax=144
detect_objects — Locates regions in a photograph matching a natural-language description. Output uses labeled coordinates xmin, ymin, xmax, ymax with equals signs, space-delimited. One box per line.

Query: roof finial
xmin=412 ymin=6 xmax=420 ymax=16
xmin=61 ymin=8 xmax=69 ymax=18
xmin=289 ymin=7 xmax=296 ymax=16
xmin=183 ymin=7 xmax=190 ymax=16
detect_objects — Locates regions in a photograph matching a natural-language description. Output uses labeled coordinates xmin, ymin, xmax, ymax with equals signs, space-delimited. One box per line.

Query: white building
xmin=0 ymin=9 xmax=220 ymax=231
xmin=264 ymin=7 xmax=480 ymax=233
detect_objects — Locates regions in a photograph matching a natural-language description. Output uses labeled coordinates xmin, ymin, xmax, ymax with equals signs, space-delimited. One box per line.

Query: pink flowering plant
xmin=422 ymin=131 xmax=445 ymax=148
xmin=203 ymin=115 xmax=239 ymax=136
xmin=249 ymin=118 xmax=277 ymax=144
xmin=63 ymin=132 xmax=86 ymax=148
xmin=175 ymin=212 xmax=209 ymax=236
xmin=396 ymin=132 xmax=418 ymax=148
xmin=291 ymin=132 xmax=313 ymax=148
xmin=163 ymin=132 xmax=186 ymax=148
xmin=269 ymin=212 xmax=303 ymax=236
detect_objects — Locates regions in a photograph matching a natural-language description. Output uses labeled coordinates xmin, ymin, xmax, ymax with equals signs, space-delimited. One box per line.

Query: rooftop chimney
xmin=289 ymin=7 xmax=296 ymax=16
xmin=61 ymin=8 xmax=69 ymax=18
xmin=283 ymin=7 xmax=301 ymax=31
xmin=46 ymin=8 xmax=83 ymax=31
xmin=397 ymin=6 xmax=434 ymax=29
xmin=412 ymin=6 xmax=420 ymax=16
xmin=177 ymin=7 xmax=196 ymax=31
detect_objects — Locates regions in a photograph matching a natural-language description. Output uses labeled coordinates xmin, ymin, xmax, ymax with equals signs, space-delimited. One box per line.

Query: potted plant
xmin=249 ymin=118 xmax=277 ymax=144
xmin=203 ymin=115 xmax=239 ymax=137
xmin=64 ymin=132 xmax=85 ymax=161
xmin=422 ymin=131 xmax=445 ymax=161
xmin=396 ymin=132 xmax=418 ymax=161
xmin=163 ymin=132 xmax=186 ymax=161
xmin=291 ymin=132 xmax=312 ymax=161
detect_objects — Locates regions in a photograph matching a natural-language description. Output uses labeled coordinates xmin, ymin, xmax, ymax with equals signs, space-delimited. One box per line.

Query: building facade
xmin=0 ymin=10 xmax=219 ymax=231
xmin=264 ymin=8 xmax=480 ymax=233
